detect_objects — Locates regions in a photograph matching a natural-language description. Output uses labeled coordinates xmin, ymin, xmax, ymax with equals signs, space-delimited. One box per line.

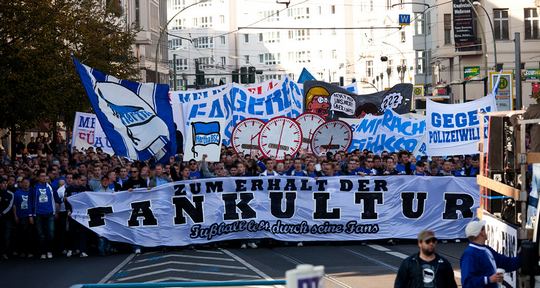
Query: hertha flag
xmin=72 ymin=57 xmax=176 ymax=162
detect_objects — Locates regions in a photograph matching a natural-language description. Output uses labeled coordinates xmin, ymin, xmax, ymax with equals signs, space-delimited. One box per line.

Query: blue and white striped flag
xmin=73 ymin=57 xmax=176 ymax=163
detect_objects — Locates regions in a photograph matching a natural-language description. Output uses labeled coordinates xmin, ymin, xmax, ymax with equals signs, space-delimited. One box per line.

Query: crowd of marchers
xmin=0 ymin=134 xmax=481 ymax=261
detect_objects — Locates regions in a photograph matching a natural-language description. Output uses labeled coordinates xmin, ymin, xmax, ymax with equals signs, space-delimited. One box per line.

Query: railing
xmin=71 ymin=280 xmax=286 ymax=288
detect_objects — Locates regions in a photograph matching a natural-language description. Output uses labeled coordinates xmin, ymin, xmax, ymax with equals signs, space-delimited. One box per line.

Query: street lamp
xmin=154 ymin=0 xmax=210 ymax=83
xmin=472 ymin=1 xmax=499 ymax=72
xmin=466 ymin=0 xmax=488 ymax=77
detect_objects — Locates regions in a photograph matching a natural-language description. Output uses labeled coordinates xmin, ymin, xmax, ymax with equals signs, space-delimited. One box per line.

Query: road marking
xmin=368 ymin=244 xmax=391 ymax=252
xmin=219 ymin=248 xmax=276 ymax=281
xmin=343 ymin=248 xmax=399 ymax=272
xmin=192 ymin=249 xmax=224 ymax=255
xmin=99 ymin=253 xmax=136 ymax=283
xmin=133 ymin=253 xmax=236 ymax=263
xmin=386 ymin=251 xmax=409 ymax=259
xmin=115 ymin=267 xmax=261 ymax=282
xmin=125 ymin=260 xmax=249 ymax=272
xmin=271 ymin=249 xmax=352 ymax=288
xmin=144 ymin=276 xmax=211 ymax=283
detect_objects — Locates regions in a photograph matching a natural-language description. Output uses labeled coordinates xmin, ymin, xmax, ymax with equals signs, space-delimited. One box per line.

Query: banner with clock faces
xmin=303 ymin=81 xmax=413 ymax=121
xmin=69 ymin=176 xmax=479 ymax=247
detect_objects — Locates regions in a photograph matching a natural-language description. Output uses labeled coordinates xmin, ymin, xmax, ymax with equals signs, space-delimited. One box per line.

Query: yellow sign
xmin=413 ymin=85 xmax=424 ymax=97
xmin=488 ymin=71 xmax=514 ymax=111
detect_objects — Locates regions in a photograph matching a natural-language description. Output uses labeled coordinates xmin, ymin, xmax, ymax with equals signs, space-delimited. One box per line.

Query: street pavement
xmin=0 ymin=240 xmax=467 ymax=288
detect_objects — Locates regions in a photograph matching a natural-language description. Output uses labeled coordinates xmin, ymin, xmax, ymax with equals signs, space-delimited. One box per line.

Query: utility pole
xmin=515 ymin=32 xmax=522 ymax=110
xmin=173 ymin=54 xmax=177 ymax=90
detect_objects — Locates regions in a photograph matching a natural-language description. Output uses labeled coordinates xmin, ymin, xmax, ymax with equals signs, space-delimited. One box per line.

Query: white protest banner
xmin=330 ymin=92 xmax=355 ymax=115
xmin=181 ymin=76 xmax=304 ymax=146
xmin=170 ymin=85 xmax=230 ymax=152
xmin=71 ymin=112 xmax=114 ymax=154
xmin=246 ymin=79 xmax=279 ymax=95
xmin=341 ymin=109 xmax=427 ymax=156
xmin=69 ymin=176 xmax=479 ymax=247
xmin=183 ymin=118 xmax=225 ymax=162
xmin=484 ymin=212 xmax=518 ymax=288
xmin=426 ymin=94 xmax=496 ymax=156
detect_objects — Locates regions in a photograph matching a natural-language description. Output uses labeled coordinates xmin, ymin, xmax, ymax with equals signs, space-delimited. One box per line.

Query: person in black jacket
xmin=394 ymin=230 xmax=457 ymax=288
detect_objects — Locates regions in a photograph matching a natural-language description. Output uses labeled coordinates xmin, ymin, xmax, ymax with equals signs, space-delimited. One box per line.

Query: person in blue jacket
xmin=29 ymin=171 xmax=61 ymax=259
xmin=13 ymin=178 xmax=34 ymax=258
xmin=460 ymin=220 xmax=521 ymax=288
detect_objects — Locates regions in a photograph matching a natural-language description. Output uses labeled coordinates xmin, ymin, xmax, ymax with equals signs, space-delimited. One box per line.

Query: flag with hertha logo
xmin=73 ymin=57 xmax=176 ymax=163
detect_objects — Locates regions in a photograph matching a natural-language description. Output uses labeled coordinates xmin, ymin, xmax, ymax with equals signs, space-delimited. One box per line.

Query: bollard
xmin=285 ymin=264 xmax=325 ymax=288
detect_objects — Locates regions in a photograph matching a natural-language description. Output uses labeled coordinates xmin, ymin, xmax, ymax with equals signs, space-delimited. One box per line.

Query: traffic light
xmin=232 ymin=70 xmax=239 ymax=83
xmin=533 ymin=82 xmax=540 ymax=99
xmin=248 ymin=66 xmax=256 ymax=83
xmin=240 ymin=66 xmax=248 ymax=84
xmin=196 ymin=71 xmax=205 ymax=86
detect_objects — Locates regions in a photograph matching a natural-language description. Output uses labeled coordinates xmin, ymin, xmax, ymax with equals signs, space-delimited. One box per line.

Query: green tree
xmin=0 ymin=0 xmax=139 ymax=156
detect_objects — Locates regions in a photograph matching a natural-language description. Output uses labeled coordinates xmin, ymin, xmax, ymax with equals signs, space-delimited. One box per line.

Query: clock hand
xmin=327 ymin=135 xmax=334 ymax=152
xmin=276 ymin=121 xmax=286 ymax=158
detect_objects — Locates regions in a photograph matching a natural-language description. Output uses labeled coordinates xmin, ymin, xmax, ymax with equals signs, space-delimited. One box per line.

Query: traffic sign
xmin=399 ymin=14 xmax=411 ymax=26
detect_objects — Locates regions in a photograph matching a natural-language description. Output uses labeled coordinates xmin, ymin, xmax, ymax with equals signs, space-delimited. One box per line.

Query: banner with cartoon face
xmin=303 ymin=81 xmax=413 ymax=120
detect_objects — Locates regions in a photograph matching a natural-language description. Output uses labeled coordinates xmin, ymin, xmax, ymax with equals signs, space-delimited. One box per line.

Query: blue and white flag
xmin=191 ymin=121 xmax=221 ymax=158
xmin=72 ymin=57 xmax=176 ymax=162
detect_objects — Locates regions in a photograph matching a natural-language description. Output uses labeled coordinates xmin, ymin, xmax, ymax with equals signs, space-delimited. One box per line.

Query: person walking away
xmin=394 ymin=229 xmax=457 ymax=288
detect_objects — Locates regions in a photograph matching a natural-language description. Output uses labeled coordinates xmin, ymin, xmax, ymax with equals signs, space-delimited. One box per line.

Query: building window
xmin=259 ymin=53 xmax=280 ymax=65
xmin=295 ymin=51 xmax=311 ymax=63
xmin=171 ymin=58 xmax=188 ymax=71
xmin=219 ymin=15 xmax=225 ymax=24
xmin=200 ymin=16 xmax=212 ymax=28
xmin=259 ymin=33 xmax=263 ymax=42
xmin=150 ymin=2 xmax=159 ymax=31
xmin=288 ymin=29 xmax=309 ymax=40
xmin=416 ymin=50 xmax=426 ymax=74
xmin=331 ymin=49 xmax=337 ymax=59
xmin=366 ymin=60 xmax=373 ymax=77
xmin=168 ymin=38 xmax=182 ymax=49
xmin=444 ymin=14 xmax=452 ymax=45
xmin=264 ymin=31 xmax=280 ymax=43
xmin=288 ymin=7 xmax=310 ymax=19
xmin=220 ymin=36 xmax=226 ymax=44
xmin=331 ymin=5 xmax=335 ymax=14
xmin=386 ymin=0 xmax=392 ymax=10
xmin=494 ymin=9 xmax=509 ymax=40
xmin=244 ymin=34 xmax=249 ymax=43
xmin=135 ymin=0 xmax=140 ymax=28
xmin=193 ymin=37 xmax=213 ymax=48
xmin=260 ymin=10 xmax=280 ymax=22
xmin=370 ymin=0 xmax=374 ymax=12
xmin=244 ymin=55 xmax=250 ymax=64
xmin=415 ymin=12 xmax=424 ymax=35
xmin=525 ymin=8 xmax=540 ymax=39
xmin=426 ymin=11 xmax=432 ymax=35
xmin=221 ymin=57 xmax=226 ymax=67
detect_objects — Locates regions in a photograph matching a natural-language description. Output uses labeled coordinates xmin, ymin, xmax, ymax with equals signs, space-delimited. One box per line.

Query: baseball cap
xmin=465 ymin=220 xmax=486 ymax=237
xmin=418 ymin=230 xmax=436 ymax=242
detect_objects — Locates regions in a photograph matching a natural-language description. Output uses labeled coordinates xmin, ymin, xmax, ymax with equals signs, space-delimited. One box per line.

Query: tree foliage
xmin=0 ymin=0 xmax=139 ymax=131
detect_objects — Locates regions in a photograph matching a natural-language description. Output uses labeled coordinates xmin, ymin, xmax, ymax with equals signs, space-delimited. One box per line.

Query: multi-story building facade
xmin=167 ymin=0 xmax=416 ymax=92
xmin=414 ymin=0 xmax=540 ymax=107
xmin=123 ymin=0 xmax=169 ymax=83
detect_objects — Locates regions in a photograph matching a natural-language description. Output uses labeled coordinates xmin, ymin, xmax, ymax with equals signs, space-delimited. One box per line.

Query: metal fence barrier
xmin=71 ymin=280 xmax=286 ymax=288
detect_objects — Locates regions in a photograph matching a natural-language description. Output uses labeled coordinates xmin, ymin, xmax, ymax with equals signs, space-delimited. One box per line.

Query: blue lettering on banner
xmin=431 ymin=106 xmax=492 ymax=128
xmin=195 ymin=134 xmax=220 ymax=145
xmin=428 ymin=126 xmax=488 ymax=144
xmin=349 ymin=134 xmax=417 ymax=153
xmin=381 ymin=110 xmax=425 ymax=136
xmin=79 ymin=116 xmax=96 ymax=129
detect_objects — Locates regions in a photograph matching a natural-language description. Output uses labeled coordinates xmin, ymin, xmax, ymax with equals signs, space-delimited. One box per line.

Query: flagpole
xmin=154 ymin=0 xmax=211 ymax=83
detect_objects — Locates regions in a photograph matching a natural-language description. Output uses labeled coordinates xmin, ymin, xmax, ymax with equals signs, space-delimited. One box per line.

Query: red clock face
xmin=231 ymin=118 xmax=265 ymax=157
xmin=311 ymin=120 xmax=352 ymax=156
xmin=258 ymin=117 xmax=302 ymax=160
xmin=295 ymin=113 xmax=326 ymax=152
